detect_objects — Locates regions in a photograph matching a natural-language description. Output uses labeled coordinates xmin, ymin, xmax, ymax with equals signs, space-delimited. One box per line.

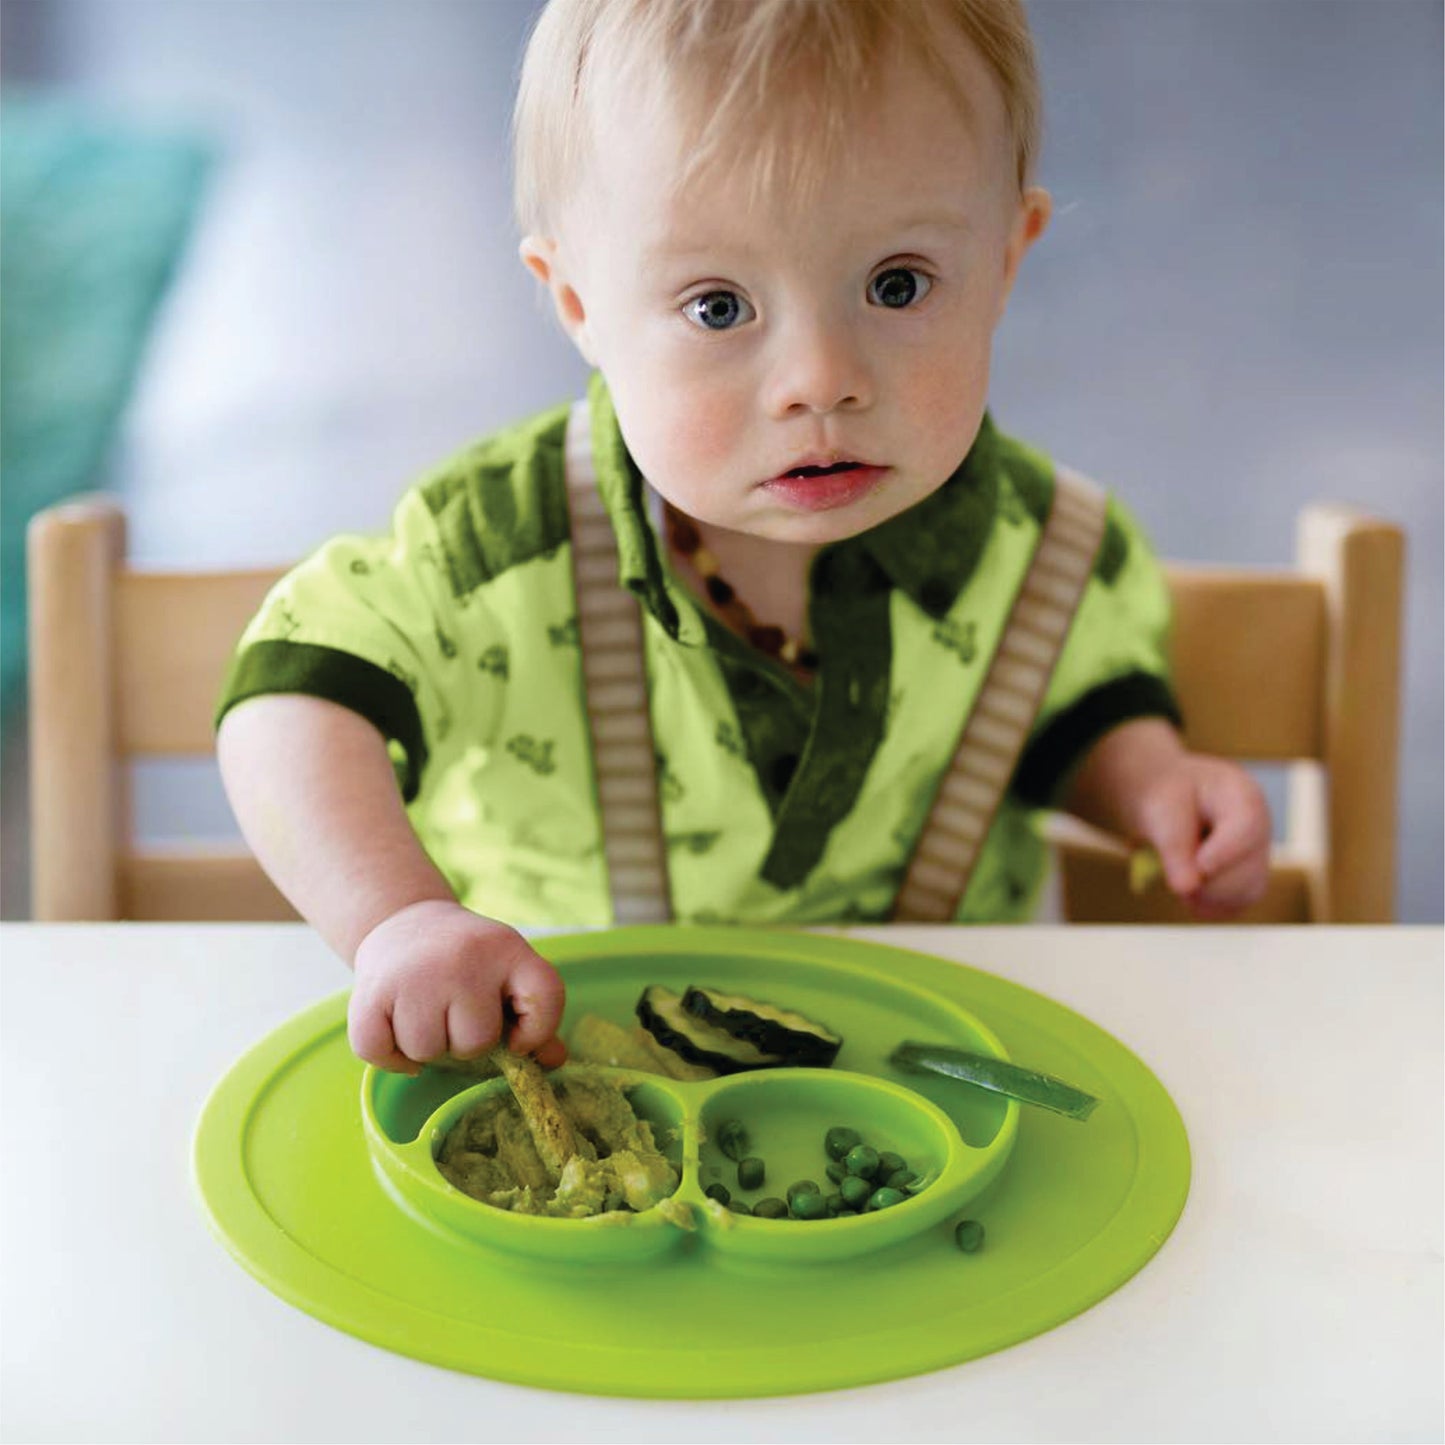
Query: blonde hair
xmin=512 ymin=0 xmax=1041 ymax=236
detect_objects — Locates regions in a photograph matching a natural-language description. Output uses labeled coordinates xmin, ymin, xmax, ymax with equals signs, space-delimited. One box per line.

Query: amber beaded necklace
xmin=661 ymin=500 xmax=821 ymax=674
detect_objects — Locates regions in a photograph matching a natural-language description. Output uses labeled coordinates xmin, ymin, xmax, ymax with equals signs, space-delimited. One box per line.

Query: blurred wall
xmin=3 ymin=0 xmax=1440 ymax=920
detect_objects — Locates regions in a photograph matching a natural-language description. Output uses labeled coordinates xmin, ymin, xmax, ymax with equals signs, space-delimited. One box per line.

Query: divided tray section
xmin=364 ymin=1069 xmax=691 ymax=1264
xmin=363 ymin=1063 xmax=1017 ymax=1265
xmin=692 ymin=1068 xmax=1006 ymax=1263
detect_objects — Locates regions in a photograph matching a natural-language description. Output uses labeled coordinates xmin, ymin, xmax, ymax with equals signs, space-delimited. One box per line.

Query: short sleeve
xmin=214 ymin=486 xmax=498 ymax=801
xmin=1010 ymin=492 xmax=1181 ymax=807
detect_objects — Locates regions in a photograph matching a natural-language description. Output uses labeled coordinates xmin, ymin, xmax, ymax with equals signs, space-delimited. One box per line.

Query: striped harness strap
xmin=562 ymin=400 xmax=1106 ymax=926
xmin=892 ymin=465 xmax=1108 ymax=921
xmin=562 ymin=401 xmax=673 ymax=924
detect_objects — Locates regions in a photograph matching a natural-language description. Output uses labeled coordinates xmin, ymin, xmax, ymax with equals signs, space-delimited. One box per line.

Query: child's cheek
xmin=897 ymin=344 xmax=989 ymax=471
xmin=618 ymin=373 xmax=744 ymax=498
xmin=674 ymin=380 xmax=745 ymax=468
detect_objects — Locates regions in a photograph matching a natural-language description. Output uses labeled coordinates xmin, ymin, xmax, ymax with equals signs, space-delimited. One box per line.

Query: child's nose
xmin=765 ymin=319 xmax=873 ymax=417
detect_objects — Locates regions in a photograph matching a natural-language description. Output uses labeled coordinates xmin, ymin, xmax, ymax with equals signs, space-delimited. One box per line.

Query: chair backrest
xmin=1051 ymin=503 xmax=1404 ymax=922
xmin=27 ymin=496 xmax=1403 ymax=922
xmin=28 ymin=497 xmax=294 ymax=921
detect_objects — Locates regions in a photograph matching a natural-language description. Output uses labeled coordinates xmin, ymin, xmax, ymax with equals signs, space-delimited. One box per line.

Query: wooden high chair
xmin=26 ymin=496 xmax=1403 ymax=923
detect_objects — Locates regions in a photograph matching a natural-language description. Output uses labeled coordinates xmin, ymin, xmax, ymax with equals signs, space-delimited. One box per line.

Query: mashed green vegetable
xmin=437 ymin=1067 xmax=679 ymax=1219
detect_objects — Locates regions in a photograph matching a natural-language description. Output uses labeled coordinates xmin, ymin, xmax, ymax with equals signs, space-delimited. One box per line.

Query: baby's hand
xmin=348 ymin=899 xmax=566 ymax=1074
xmin=1131 ymin=754 xmax=1272 ymax=919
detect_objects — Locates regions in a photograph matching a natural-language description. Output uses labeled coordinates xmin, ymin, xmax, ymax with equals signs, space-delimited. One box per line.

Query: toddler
xmin=217 ymin=0 xmax=1271 ymax=1075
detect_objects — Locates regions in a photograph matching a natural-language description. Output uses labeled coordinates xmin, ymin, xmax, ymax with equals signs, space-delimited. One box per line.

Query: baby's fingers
xmin=349 ymin=998 xmax=420 ymax=1076
xmin=391 ymin=993 xmax=451 ymax=1066
xmin=1190 ymin=848 xmax=1270 ymax=917
xmin=1195 ymin=769 xmax=1271 ymax=877
xmin=503 ymin=953 xmax=567 ymax=1057
xmin=446 ymin=993 xmax=503 ymax=1061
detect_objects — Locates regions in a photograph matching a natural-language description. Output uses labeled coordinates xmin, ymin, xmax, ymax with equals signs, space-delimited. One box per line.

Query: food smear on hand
xmin=1128 ymin=846 xmax=1164 ymax=895
xmin=437 ymin=1067 xmax=678 ymax=1218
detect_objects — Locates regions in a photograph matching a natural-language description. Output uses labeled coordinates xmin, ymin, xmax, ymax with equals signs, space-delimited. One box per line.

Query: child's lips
xmin=761 ymin=464 xmax=890 ymax=512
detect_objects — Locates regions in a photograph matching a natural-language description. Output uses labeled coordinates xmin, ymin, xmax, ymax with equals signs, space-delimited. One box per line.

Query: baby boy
xmin=217 ymin=0 xmax=1271 ymax=1074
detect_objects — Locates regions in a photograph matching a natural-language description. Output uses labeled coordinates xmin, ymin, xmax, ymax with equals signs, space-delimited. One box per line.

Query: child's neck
xmin=673 ymin=513 xmax=820 ymax=658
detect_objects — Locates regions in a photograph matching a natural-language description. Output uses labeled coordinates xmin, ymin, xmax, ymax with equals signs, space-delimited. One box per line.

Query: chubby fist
xmin=1131 ymin=753 xmax=1273 ymax=919
xmin=349 ymin=900 xmax=566 ymax=1074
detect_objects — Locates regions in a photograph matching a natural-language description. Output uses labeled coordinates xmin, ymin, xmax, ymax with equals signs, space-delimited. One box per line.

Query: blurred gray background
xmin=2 ymin=0 xmax=1440 ymax=920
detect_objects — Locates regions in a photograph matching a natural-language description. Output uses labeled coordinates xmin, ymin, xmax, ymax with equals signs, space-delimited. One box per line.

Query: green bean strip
xmin=889 ymin=1042 xmax=1100 ymax=1121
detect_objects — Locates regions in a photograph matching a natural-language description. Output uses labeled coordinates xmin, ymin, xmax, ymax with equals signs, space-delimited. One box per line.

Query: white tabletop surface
xmin=1 ymin=923 xmax=1440 ymax=1444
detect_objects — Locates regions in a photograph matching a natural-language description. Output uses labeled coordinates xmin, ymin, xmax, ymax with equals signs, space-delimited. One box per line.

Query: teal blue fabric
xmin=0 ymin=92 xmax=211 ymax=715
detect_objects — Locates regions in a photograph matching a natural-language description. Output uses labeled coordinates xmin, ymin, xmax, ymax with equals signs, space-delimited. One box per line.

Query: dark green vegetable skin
xmin=681 ymin=986 xmax=843 ymax=1067
xmin=636 ymin=986 xmax=787 ymax=1073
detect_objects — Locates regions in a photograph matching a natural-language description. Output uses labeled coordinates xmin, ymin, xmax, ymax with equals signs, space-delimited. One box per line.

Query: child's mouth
xmin=764 ymin=461 xmax=889 ymax=512
xmin=785 ymin=462 xmax=862 ymax=479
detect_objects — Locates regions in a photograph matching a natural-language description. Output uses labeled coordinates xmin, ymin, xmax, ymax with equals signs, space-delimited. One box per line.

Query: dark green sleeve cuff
xmin=1011 ymin=670 xmax=1182 ymax=809
xmin=214 ymin=640 xmax=429 ymax=802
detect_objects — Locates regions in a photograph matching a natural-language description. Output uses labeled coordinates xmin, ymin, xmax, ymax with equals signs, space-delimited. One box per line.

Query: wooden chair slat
xmin=117 ymin=570 xmax=283 ymax=754
xmin=1166 ymin=568 xmax=1326 ymax=759
xmin=120 ymin=848 xmax=299 ymax=922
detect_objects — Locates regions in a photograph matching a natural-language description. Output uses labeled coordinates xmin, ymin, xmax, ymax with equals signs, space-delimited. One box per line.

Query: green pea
xmin=787 ymin=1179 xmax=822 ymax=1207
xmin=867 ymin=1187 xmax=907 ymax=1211
xmin=844 ymin=1144 xmax=880 ymax=1179
xmin=825 ymin=1160 xmax=847 ymax=1185
xmin=839 ymin=1175 xmax=873 ymax=1208
xmin=727 ymin=1199 xmax=751 ymax=1215
xmin=716 ymin=1119 xmax=749 ymax=1163
xmin=885 ymin=1168 xmax=919 ymax=1191
xmin=752 ymin=1196 xmax=788 ymax=1219
xmin=790 ymin=1191 xmax=827 ymax=1220
xmin=737 ymin=1156 xmax=765 ymax=1191
xmin=704 ymin=1182 xmax=731 ymax=1205
xmin=877 ymin=1151 xmax=907 ymax=1178
xmin=824 ymin=1191 xmax=847 ymax=1216
xmin=825 ymin=1127 xmax=863 ymax=1160
xmin=954 ymin=1219 xmax=985 ymax=1253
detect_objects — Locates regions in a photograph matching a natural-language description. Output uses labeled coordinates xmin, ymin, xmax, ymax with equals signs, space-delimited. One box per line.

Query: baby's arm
xmin=217 ymin=694 xmax=565 ymax=1072
xmin=1064 ymin=717 xmax=1271 ymax=918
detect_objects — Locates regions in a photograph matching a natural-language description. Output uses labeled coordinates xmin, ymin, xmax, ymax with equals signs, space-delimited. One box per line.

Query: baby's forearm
xmin=1062 ymin=716 xmax=1188 ymax=838
xmin=216 ymin=694 xmax=454 ymax=961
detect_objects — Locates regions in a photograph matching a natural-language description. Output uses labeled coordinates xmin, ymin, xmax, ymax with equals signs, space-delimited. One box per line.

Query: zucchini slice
xmin=636 ymin=986 xmax=788 ymax=1074
xmin=681 ymin=985 xmax=843 ymax=1067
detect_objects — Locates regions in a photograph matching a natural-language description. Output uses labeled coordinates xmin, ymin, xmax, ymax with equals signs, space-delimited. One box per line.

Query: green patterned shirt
xmin=217 ymin=373 xmax=1179 ymax=926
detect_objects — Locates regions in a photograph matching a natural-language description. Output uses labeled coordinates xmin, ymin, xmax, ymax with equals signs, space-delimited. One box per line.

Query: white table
xmin=2 ymin=924 xmax=1440 ymax=1444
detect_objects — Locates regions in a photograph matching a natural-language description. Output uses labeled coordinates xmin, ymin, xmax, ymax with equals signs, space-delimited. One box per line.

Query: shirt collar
xmin=587 ymin=370 xmax=1002 ymax=636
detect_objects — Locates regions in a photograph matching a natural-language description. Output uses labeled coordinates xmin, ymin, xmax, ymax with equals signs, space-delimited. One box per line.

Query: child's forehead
xmin=580 ymin=38 xmax=1011 ymax=246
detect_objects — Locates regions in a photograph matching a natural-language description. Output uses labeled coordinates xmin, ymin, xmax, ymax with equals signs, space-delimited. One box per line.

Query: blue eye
xmin=684 ymin=290 xmax=754 ymax=331
xmin=869 ymin=267 xmax=931 ymax=308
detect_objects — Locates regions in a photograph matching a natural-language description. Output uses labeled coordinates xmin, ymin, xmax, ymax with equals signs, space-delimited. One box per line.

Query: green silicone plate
xmin=192 ymin=927 xmax=1190 ymax=1397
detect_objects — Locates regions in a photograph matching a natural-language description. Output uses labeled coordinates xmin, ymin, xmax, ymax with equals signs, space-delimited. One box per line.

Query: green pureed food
xmin=437 ymin=1067 xmax=679 ymax=1219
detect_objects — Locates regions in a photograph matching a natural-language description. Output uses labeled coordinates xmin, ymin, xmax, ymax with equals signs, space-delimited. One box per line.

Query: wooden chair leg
xmin=27 ymin=498 xmax=127 ymax=921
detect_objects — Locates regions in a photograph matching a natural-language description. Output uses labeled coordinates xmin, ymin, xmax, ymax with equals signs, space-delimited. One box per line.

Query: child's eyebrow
xmin=893 ymin=213 xmax=974 ymax=236
xmin=642 ymin=213 xmax=973 ymax=266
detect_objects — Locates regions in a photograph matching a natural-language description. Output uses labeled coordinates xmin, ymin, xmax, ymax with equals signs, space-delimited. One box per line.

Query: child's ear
xmin=519 ymin=235 xmax=597 ymax=364
xmin=995 ymin=186 xmax=1052 ymax=324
